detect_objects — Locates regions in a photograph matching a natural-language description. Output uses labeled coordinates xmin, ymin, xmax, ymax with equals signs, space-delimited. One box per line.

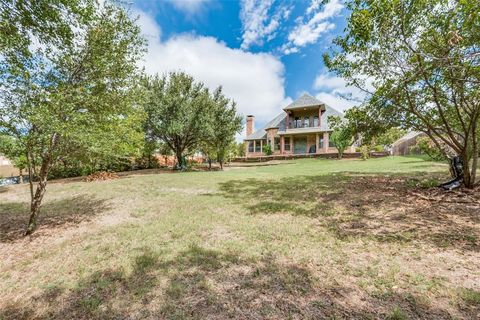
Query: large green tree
xmin=328 ymin=116 xmax=354 ymax=159
xmin=143 ymin=72 xmax=213 ymax=169
xmin=206 ymin=87 xmax=242 ymax=170
xmin=0 ymin=1 xmax=145 ymax=234
xmin=325 ymin=0 xmax=480 ymax=188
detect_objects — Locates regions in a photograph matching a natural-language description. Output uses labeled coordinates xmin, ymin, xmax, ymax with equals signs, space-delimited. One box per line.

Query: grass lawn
xmin=0 ymin=156 xmax=479 ymax=319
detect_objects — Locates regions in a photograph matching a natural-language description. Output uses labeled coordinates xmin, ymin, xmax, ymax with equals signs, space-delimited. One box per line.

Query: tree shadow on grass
xmin=218 ymin=172 xmax=480 ymax=251
xmin=0 ymin=195 xmax=110 ymax=242
xmin=0 ymin=245 xmax=460 ymax=319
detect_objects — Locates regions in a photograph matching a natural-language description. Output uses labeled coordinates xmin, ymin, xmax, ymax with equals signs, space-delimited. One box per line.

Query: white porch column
xmin=280 ymin=136 xmax=284 ymax=153
xmin=315 ymin=134 xmax=320 ymax=154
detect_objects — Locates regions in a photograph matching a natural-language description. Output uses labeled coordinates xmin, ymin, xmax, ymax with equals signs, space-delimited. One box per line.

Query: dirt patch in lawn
xmin=219 ymin=172 xmax=480 ymax=252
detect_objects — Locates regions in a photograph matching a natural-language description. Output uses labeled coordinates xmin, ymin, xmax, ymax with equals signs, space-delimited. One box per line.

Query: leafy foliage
xmin=376 ymin=128 xmax=407 ymax=148
xmin=328 ymin=116 xmax=354 ymax=159
xmin=325 ymin=0 xmax=480 ymax=187
xmin=144 ymin=73 xmax=242 ymax=170
xmin=143 ymin=72 xmax=213 ymax=170
xmin=360 ymin=145 xmax=370 ymax=161
xmin=206 ymin=87 xmax=242 ymax=169
xmin=412 ymin=136 xmax=446 ymax=161
xmin=236 ymin=142 xmax=246 ymax=157
xmin=262 ymin=144 xmax=272 ymax=156
xmin=0 ymin=1 xmax=146 ymax=234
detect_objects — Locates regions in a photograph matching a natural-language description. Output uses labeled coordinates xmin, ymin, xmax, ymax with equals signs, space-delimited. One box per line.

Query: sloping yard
xmin=0 ymin=157 xmax=479 ymax=319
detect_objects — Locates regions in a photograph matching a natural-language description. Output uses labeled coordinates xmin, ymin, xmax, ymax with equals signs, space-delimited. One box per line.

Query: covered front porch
xmin=279 ymin=132 xmax=337 ymax=155
xmin=245 ymin=131 xmax=348 ymax=157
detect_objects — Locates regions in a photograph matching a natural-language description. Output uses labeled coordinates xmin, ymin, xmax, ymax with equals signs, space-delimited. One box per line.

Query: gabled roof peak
xmin=284 ymin=93 xmax=324 ymax=110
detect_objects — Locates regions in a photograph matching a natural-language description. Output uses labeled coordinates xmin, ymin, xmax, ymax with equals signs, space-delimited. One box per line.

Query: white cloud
xmin=313 ymin=72 xmax=372 ymax=111
xmin=313 ymin=73 xmax=349 ymax=91
xmin=283 ymin=0 xmax=343 ymax=54
xmin=240 ymin=0 xmax=291 ymax=50
xmin=315 ymin=92 xmax=359 ymax=111
xmin=136 ymin=11 xmax=291 ymax=126
xmin=288 ymin=22 xmax=335 ymax=47
xmin=306 ymin=0 xmax=321 ymax=15
xmin=135 ymin=10 xmax=161 ymax=43
xmin=167 ymin=0 xmax=211 ymax=15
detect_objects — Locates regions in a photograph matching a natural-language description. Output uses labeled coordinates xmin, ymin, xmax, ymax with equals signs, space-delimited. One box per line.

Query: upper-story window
xmin=294 ymin=117 xmax=301 ymax=128
xmin=303 ymin=117 xmax=309 ymax=128
xmin=289 ymin=113 xmax=320 ymax=129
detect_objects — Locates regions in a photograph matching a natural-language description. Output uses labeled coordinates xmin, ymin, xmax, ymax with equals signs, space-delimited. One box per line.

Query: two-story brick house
xmin=244 ymin=93 xmax=354 ymax=157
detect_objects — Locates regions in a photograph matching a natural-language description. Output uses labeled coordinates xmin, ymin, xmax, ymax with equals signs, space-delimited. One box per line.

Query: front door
xmin=294 ymin=136 xmax=307 ymax=154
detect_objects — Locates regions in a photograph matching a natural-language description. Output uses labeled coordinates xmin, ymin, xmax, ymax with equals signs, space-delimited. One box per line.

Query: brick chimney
xmin=246 ymin=115 xmax=254 ymax=137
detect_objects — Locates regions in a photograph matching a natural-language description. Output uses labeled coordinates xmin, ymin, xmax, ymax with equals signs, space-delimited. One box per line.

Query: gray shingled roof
xmin=319 ymin=104 xmax=344 ymax=131
xmin=284 ymin=93 xmax=323 ymax=110
xmin=393 ymin=131 xmax=424 ymax=145
xmin=245 ymin=94 xmax=344 ymax=140
xmin=245 ymin=112 xmax=286 ymax=140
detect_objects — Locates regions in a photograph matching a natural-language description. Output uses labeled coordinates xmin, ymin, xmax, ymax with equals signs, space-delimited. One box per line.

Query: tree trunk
xmin=25 ymin=159 xmax=50 ymax=235
xmin=175 ymin=150 xmax=183 ymax=170
xmin=208 ymin=158 xmax=212 ymax=170
xmin=26 ymin=152 xmax=34 ymax=201
xmin=461 ymin=153 xmax=473 ymax=189
xmin=25 ymin=133 xmax=57 ymax=235
xmin=471 ymin=124 xmax=478 ymax=186
xmin=219 ymin=160 xmax=223 ymax=170
xmin=471 ymin=151 xmax=478 ymax=187
xmin=19 ymin=168 xmax=23 ymax=184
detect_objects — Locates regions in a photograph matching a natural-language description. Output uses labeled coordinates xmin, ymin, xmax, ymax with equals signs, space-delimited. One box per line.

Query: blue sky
xmin=132 ymin=0 xmax=362 ymax=130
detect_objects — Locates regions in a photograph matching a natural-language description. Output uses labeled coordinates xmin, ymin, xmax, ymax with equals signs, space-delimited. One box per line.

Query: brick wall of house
xmin=266 ymin=128 xmax=281 ymax=154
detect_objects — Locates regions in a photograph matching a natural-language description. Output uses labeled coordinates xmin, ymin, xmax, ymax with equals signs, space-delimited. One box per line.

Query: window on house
xmin=294 ymin=117 xmax=301 ymax=128
xmin=274 ymin=137 xmax=280 ymax=151
xmin=284 ymin=137 xmax=290 ymax=151
xmin=319 ymin=137 xmax=324 ymax=149
xmin=255 ymin=141 xmax=261 ymax=152
xmin=313 ymin=116 xmax=319 ymax=127
xmin=248 ymin=141 xmax=254 ymax=152
xmin=303 ymin=117 xmax=309 ymax=128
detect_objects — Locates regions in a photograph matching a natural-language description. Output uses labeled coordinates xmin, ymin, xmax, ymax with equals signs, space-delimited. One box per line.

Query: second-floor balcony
xmin=289 ymin=115 xmax=320 ymax=129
